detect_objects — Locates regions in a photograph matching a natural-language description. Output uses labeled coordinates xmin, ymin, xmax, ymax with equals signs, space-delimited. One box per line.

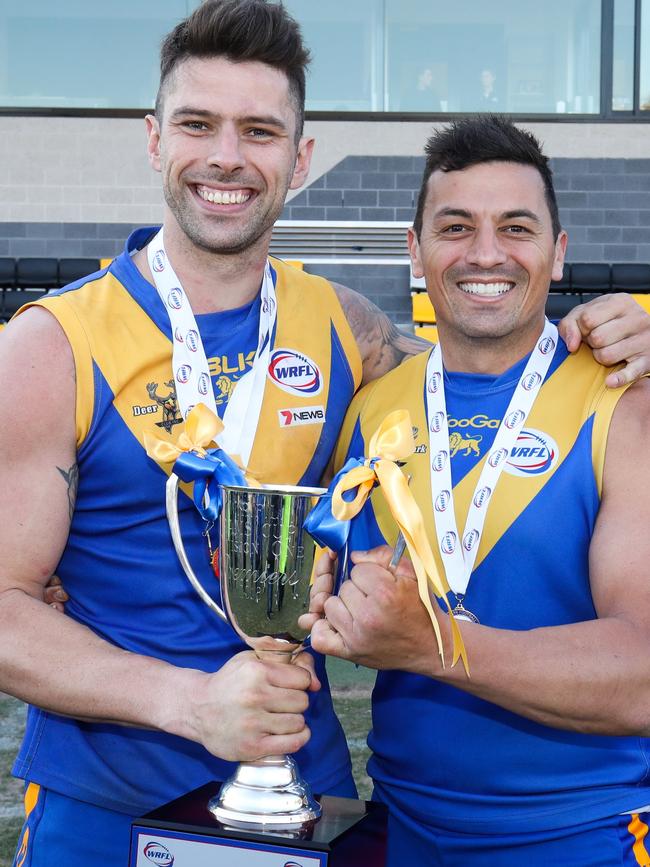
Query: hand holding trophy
xmin=167 ymin=472 xmax=326 ymax=828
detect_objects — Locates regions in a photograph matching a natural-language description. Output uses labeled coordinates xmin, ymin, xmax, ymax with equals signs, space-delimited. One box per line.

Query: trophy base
xmin=129 ymin=781 xmax=387 ymax=866
xmin=210 ymin=754 xmax=321 ymax=827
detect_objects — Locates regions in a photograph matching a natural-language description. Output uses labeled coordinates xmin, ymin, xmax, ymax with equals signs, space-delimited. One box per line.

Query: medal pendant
xmin=211 ymin=546 xmax=220 ymax=579
xmin=452 ymin=602 xmax=479 ymax=624
xmin=205 ymin=525 xmax=220 ymax=579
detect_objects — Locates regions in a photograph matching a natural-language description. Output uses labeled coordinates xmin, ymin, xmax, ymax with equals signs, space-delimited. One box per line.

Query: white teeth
xmin=197 ymin=188 xmax=250 ymax=205
xmin=459 ymin=282 xmax=513 ymax=297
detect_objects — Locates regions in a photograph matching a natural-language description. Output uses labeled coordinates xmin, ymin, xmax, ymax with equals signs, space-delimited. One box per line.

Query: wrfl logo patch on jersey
xmin=143 ymin=841 xmax=174 ymax=866
xmin=268 ymin=348 xmax=322 ymax=396
xmin=504 ymin=428 xmax=559 ymax=477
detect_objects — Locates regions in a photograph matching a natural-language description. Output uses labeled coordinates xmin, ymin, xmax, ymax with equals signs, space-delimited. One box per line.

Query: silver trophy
xmin=166 ymin=475 xmax=325 ymax=829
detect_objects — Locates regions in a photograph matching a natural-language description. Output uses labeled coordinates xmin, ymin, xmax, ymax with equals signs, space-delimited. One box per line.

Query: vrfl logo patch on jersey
xmin=268 ymin=348 xmax=322 ymax=396
xmin=504 ymin=428 xmax=559 ymax=477
xmin=278 ymin=406 xmax=325 ymax=427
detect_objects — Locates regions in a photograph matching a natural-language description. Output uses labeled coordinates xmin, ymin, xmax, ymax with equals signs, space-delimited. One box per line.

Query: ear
xmin=407 ymin=226 xmax=425 ymax=279
xmin=145 ymin=114 xmax=162 ymax=173
xmin=551 ymin=229 xmax=568 ymax=283
xmin=289 ymin=136 xmax=315 ymax=191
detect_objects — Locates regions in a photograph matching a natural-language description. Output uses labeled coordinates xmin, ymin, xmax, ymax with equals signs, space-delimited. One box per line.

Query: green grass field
xmin=0 ymin=657 xmax=375 ymax=865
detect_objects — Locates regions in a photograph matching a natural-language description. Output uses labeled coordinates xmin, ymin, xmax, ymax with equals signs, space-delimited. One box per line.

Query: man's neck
xmin=134 ymin=220 xmax=271 ymax=314
xmin=436 ymin=320 xmax=545 ymax=376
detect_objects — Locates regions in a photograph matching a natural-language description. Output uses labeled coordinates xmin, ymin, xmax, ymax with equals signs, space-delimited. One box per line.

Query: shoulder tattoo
xmin=332 ymin=282 xmax=429 ymax=383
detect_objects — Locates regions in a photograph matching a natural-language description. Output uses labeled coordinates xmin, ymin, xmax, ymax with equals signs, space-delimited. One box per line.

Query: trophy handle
xmin=166 ymin=472 xmax=228 ymax=624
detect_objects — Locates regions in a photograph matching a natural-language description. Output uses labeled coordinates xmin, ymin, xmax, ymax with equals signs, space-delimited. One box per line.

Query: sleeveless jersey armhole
xmin=589 ymin=372 xmax=633 ymax=497
xmin=333 ymin=377 xmax=380 ymax=470
xmin=17 ymin=297 xmax=95 ymax=449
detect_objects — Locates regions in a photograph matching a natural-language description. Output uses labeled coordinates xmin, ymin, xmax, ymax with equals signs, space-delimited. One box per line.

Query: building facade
xmin=1 ymin=0 xmax=648 ymax=322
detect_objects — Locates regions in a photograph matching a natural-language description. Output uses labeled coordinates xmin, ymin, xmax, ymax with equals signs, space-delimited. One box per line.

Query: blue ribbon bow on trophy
xmin=303 ymin=456 xmax=378 ymax=593
xmin=143 ymin=403 xmax=257 ymax=529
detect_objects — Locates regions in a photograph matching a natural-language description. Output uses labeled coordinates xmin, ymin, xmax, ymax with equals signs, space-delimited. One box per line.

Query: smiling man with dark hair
xmin=307 ymin=115 xmax=650 ymax=867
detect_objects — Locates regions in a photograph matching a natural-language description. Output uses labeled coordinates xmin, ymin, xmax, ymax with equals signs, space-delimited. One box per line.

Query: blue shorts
xmin=385 ymin=799 xmax=650 ymax=867
xmin=13 ymin=775 xmax=357 ymax=865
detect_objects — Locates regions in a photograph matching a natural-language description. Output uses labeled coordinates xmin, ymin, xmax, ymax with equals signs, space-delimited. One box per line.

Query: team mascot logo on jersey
xmin=267 ymin=348 xmax=322 ymax=396
xmin=504 ymin=428 xmax=559 ymax=477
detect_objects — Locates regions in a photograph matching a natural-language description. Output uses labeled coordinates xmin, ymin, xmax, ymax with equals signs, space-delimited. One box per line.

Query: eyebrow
xmin=501 ymin=209 xmax=543 ymax=225
xmin=433 ymin=207 xmax=473 ymax=220
xmin=432 ymin=206 xmax=543 ymax=224
xmin=169 ymin=107 xmax=289 ymax=130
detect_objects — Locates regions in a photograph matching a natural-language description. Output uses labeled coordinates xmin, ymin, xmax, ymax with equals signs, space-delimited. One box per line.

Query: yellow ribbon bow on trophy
xmin=332 ymin=409 xmax=468 ymax=673
xmin=143 ymin=403 xmax=260 ymax=522
xmin=144 ymin=402 xmax=223 ymax=464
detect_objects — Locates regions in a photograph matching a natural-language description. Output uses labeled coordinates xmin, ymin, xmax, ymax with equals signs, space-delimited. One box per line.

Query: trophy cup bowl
xmin=166 ymin=475 xmax=326 ymax=829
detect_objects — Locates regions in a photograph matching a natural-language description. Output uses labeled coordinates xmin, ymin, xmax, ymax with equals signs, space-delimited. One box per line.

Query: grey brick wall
xmin=3 ymin=157 xmax=649 ymax=263
xmin=305 ymin=263 xmax=411 ymax=323
xmin=0 ymin=157 xmax=648 ymax=322
xmin=282 ymin=156 xmax=650 ymax=264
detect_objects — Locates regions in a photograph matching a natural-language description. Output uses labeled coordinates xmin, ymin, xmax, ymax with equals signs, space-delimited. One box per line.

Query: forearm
xmin=435 ymin=614 xmax=650 ymax=736
xmin=0 ymin=588 xmax=205 ymax=739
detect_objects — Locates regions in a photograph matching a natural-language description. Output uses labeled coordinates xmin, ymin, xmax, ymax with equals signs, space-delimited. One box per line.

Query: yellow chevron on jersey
xmin=335 ymin=343 xmax=630 ymax=574
xmin=248 ymin=257 xmax=361 ymax=483
xmin=21 ymin=256 xmax=362 ymax=486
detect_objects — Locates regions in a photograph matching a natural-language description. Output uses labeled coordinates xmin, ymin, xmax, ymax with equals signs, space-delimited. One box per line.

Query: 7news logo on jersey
xmin=278 ymin=406 xmax=326 ymax=427
xmin=268 ymin=348 xmax=322 ymax=397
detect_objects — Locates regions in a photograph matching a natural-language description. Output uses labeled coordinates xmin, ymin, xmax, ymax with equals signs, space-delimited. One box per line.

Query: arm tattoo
xmin=333 ymin=282 xmax=430 ymax=385
xmin=57 ymin=463 xmax=79 ymax=521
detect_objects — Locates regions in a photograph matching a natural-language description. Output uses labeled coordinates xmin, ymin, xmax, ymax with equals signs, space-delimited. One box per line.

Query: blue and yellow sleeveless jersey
xmin=12 ymin=228 xmax=362 ymax=814
xmin=335 ymin=340 xmax=650 ymax=834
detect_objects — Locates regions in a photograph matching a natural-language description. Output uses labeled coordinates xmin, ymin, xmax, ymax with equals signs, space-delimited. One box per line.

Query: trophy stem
xmin=209 ymin=646 xmax=321 ymax=828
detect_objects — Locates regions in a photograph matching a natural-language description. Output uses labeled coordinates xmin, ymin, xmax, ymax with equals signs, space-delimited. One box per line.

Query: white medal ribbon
xmin=146 ymin=228 xmax=276 ymax=466
xmin=425 ymin=319 xmax=558 ymax=603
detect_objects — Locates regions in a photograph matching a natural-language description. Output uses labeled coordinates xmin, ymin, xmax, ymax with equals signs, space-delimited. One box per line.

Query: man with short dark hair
xmin=1 ymin=1 xmax=425 ymax=860
xmin=307 ymin=115 xmax=650 ymax=866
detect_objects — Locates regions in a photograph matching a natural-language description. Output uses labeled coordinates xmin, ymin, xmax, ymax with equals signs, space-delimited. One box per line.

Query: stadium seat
xmin=570 ymin=263 xmax=611 ymax=292
xmin=58 ymin=257 xmax=101 ymax=287
xmin=1 ymin=288 xmax=47 ymax=321
xmin=412 ymin=291 xmax=435 ymax=324
xmin=545 ymin=293 xmax=581 ymax=319
xmin=16 ymin=258 xmax=59 ymax=290
xmin=570 ymin=262 xmax=611 ymax=305
xmin=415 ymin=325 xmax=438 ymax=343
xmin=0 ymin=258 xmax=16 ymax=289
xmin=610 ymin=263 xmax=650 ymax=293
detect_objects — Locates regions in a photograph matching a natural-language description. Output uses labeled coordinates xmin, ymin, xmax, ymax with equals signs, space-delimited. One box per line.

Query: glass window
xmin=613 ymin=0 xmax=636 ymax=110
xmin=285 ymin=0 xmax=384 ymax=111
xmin=0 ymin=0 xmax=198 ymax=109
xmin=641 ymin=0 xmax=650 ymax=109
xmin=386 ymin=0 xmax=601 ymax=114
